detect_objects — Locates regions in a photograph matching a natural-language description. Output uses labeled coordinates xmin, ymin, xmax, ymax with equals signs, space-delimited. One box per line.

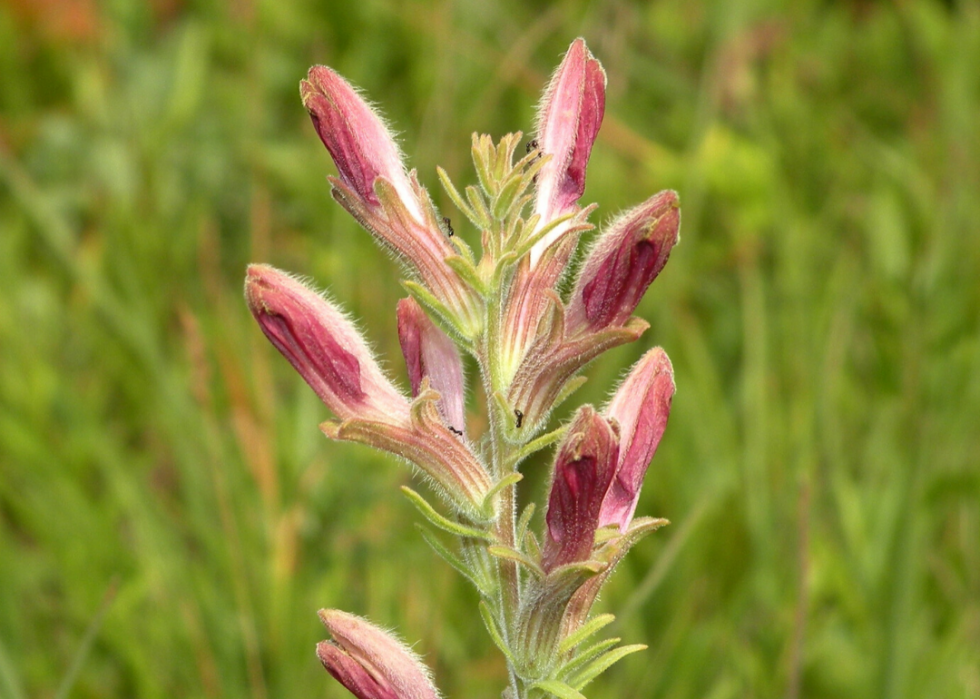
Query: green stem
xmin=481 ymin=251 xmax=524 ymax=698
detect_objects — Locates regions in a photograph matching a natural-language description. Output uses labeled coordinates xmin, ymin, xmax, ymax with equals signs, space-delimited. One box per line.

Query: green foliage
xmin=1 ymin=1 xmax=978 ymax=698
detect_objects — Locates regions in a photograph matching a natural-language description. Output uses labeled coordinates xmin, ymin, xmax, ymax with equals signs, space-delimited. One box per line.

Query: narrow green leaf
xmin=569 ymin=644 xmax=648 ymax=691
xmin=437 ymin=166 xmax=478 ymax=224
xmin=491 ymin=251 xmax=520 ymax=288
xmin=486 ymin=545 xmax=544 ymax=579
xmin=557 ymin=614 xmax=617 ymax=655
xmin=516 ymin=502 xmax=537 ymax=547
xmin=506 ymin=425 xmax=569 ymax=469
xmin=524 ymin=530 xmax=541 ymax=561
xmin=558 ymin=637 xmax=620 ymax=680
xmin=492 ymin=171 xmax=527 ymax=221
xmin=448 ymin=229 xmax=476 ymax=265
xmin=466 ymin=185 xmax=492 ymax=229
xmin=483 ymin=472 xmax=523 ymax=506
xmin=472 ymin=134 xmax=495 ymax=196
xmin=401 ymin=487 xmax=492 ymax=540
xmin=513 ymin=211 xmax=576 ymax=257
xmin=417 ymin=525 xmax=492 ymax=596
xmin=401 ymin=280 xmax=473 ymax=345
xmin=530 ymin=680 xmax=587 ymax=699
xmin=445 ymin=255 xmax=487 ymax=295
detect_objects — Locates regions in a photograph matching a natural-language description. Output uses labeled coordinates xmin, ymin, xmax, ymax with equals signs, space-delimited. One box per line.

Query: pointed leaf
xmin=401 ymin=487 xmax=492 ymax=540
xmin=557 ymin=614 xmax=616 ymax=655
xmin=445 ymin=254 xmax=487 ymax=295
xmin=437 ymin=166 xmax=479 ymax=225
xmin=486 ymin=545 xmax=544 ymax=579
xmin=465 ymin=185 xmax=492 ymax=229
xmin=516 ymin=502 xmax=537 ymax=548
xmin=416 ymin=525 xmax=493 ymax=597
xmin=401 ymin=280 xmax=475 ymax=344
xmin=506 ymin=425 xmax=569 ymax=469
xmin=558 ymin=637 xmax=620 ymax=680
xmin=568 ymin=644 xmax=647 ymax=691
xmin=530 ymin=680 xmax=587 ymax=699
xmin=483 ymin=472 xmax=524 ymax=509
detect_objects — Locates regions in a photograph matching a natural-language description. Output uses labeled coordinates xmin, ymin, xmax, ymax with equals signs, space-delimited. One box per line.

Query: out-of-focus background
xmin=1 ymin=0 xmax=978 ymax=697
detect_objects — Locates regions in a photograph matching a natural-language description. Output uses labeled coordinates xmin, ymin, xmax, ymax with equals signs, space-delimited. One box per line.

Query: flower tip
xmin=302 ymin=64 xmax=338 ymax=94
xmin=645 ymin=346 xmax=676 ymax=387
xmin=314 ymin=638 xmax=336 ymax=666
xmin=243 ymin=263 xmax=278 ymax=311
xmin=562 ymin=37 xmax=596 ymax=69
xmin=659 ymin=190 xmax=682 ymax=241
xmin=317 ymin=607 xmax=338 ymax=628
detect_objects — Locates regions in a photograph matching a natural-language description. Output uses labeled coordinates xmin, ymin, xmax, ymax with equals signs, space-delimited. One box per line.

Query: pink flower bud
xmin=301 ymin=66 xmax=421 ymax=221
xmin=542 ymin=407 xmax=619 ymax=573
xmin=598 ymin=348 xmax=675 ymax=530
xmin=245 ymin=264 xmax=409 ymax=425
xmin=317 ymin=609 xmax=440 ymax=699
xmin=567 ymin=190 xmax=680 ymax=335
xmin=530 ymin=38 xmax=606 ymax=265
xmin=301 ymin=67 xmax=482 ymax=334
xmin=397 ymin=297 xmax=466 ymax=435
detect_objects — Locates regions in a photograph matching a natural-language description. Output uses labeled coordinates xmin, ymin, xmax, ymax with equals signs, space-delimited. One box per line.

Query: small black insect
xmin=514 ymin=409 xmax=524 ymax=429
xmin=443 ymin=216 xmax=454 ymax=237
xmin=448 ymin=426 xmax=463 ymax=436
xmin=525 ymin=138 xmax=539 ymax=154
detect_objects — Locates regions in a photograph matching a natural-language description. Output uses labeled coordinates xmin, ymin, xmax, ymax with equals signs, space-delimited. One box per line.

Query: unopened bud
xmin=530 ymin=38 xmax=606 ymax=265
xmin=397 ymin=297 xmax=467 ymax=435
xmin=542 ymin=407 xmax=619 ymax=572
xmin=598 ymin=348 xmax=675 ymax=530
xmin=301 ymin=66 xmax=422 ymax=221
xmin=567 ymin=190 xmax=680 ymax=335
xmin=317 ymin=609 xmax=440 ymax=699
xmin=245 ymin=264 xmax=409 ymax=424
xmin=301 ymin=67 xmax=482 ymax=336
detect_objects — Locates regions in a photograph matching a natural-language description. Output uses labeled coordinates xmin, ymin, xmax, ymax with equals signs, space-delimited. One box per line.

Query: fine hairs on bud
xmin=248 ymin=37 xmax=681 ymax=699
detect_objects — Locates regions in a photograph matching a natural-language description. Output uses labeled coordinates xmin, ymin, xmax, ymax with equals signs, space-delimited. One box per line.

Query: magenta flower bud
xmin=245 ymin=264 xmax=410 ymax=425
xmin=397 ymin=297 xmax=466 ymax=435
xmin=245 ymin=266 xmax=490 ymax=515
xmin=317 ymin=609 xmax=440 ymax=699
xmin=530 ymin=38 xmax=606 ymax=265
xmin=301 ymin=65 xmax=422 ymax=221
xmin=542 ymin=407 xmax=619 ymax=573
xmin=566 ymin=190 xmax=680 ymax=335
xmin=598 ymin=348 xmax=675 ymax=530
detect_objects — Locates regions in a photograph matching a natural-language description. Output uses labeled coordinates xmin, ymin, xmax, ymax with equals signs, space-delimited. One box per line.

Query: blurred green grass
xmin=1 ymin=0 xmax=978 ymax=698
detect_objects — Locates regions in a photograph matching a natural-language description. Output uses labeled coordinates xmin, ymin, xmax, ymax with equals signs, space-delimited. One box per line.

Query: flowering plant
xmin=246 ymin=38 xmax=679 ymax=699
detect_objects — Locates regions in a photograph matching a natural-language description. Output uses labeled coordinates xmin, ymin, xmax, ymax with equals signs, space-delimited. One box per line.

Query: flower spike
xmin=248 ymin=39 xmax=683 ymax=698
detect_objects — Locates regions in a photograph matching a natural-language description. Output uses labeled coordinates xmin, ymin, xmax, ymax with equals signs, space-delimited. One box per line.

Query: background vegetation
xmin=1 ymin=0 xmax=978 ymax=697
